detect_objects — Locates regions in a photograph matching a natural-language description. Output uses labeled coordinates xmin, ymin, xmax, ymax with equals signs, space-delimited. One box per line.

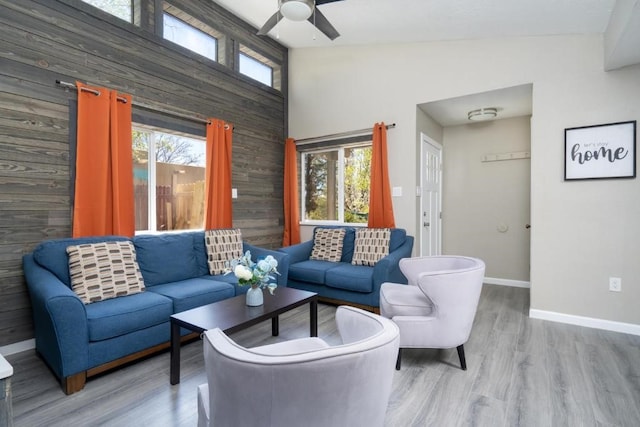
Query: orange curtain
xmin=204 ymin=119 xmax=233 ymax=229
xmin=282 ymin=138 xmax=301 ymax=246
xmin=367 ymin=122 xmax=396 ymax=228
xmin=73 ymin=82 xmax=134 ymax=237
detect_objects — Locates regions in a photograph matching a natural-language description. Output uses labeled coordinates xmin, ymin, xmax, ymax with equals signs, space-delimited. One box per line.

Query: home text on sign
xmin=570 ymin=142 xmax=628 ymax=165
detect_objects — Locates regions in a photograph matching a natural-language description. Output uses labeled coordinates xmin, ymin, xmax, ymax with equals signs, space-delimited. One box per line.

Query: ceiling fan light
xmin=280 ymin=0 xmax=314 ymax=21
xmin=468 ymin=107 xmax=498 ymax=121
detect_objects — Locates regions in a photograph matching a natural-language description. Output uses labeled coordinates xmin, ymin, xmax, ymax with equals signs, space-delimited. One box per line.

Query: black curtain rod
xmin=55 ymin=80 xmax=223 ymax=127
xmin=295 ymin=123 xmax=396 ymax=145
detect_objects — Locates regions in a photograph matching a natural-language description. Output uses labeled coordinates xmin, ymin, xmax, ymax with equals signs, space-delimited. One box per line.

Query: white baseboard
xmin=0 ymin=339 xmax=35 ymax=357
xmin=529 ymin=309 xmax=640 ymax=336
xmin=483 ymin=279 xmax=639 ymax=336
xmin=484 ymin=277 xmax=530 ymax=288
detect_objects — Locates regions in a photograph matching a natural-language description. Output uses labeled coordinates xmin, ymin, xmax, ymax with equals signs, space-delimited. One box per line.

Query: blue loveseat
xmin=22 ymin=231 xmax=288 ymax=394
xmin=279 ymin=227 xmax=413 ymax=312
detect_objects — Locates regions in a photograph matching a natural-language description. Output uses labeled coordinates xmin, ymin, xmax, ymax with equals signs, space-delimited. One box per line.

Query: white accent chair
xmin=379 ymin=256 xmax=485 ymax=370
xmin=197 ymin=305 xmax=400 ymax=427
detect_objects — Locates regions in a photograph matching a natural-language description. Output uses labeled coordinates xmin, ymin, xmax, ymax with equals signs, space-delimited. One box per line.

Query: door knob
xmin=525 ymin=224 xmax=531 ymax=229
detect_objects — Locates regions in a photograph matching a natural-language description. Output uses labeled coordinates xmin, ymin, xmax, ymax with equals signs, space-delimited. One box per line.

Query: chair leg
xmin=395 ymin=348 xmax=402 ymax=370
xmin=456 ymin=345 xmax=467 ymax=370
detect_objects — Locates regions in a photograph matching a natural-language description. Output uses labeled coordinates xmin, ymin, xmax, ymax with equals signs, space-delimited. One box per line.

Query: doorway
xmin=417 ymin=84 xmax=532 ymax=285
xmin=420 ymin=133 xmax=442 ymax=256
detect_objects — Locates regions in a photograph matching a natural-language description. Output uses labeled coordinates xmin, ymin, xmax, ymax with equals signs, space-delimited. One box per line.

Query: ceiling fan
xmin=257 ymin=0 xmax=344 ymax=41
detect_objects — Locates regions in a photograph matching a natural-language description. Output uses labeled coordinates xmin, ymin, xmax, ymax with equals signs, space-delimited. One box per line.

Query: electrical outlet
xmin=609 ymin=277 xmax=622 ymax=292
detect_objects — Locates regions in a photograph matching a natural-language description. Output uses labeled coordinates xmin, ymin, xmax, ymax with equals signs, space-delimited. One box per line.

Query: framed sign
xmin=564 ymin=121 xmax=636 ymax=180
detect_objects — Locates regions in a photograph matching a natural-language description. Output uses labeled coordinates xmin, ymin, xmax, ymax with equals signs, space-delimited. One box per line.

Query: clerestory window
xmin=163 ymin=9 xmax=218 ymax=62
xmin=81 ymin=0 xmax=132 ymax=22
xmin=238 ymin=44 xmax=280 ymax=89
xmin=239 ymin=53 xmax=273 ymax=87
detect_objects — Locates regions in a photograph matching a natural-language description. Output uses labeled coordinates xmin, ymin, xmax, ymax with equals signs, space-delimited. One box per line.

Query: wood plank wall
xmin=0 ymin=0 xmax=288 ymax=346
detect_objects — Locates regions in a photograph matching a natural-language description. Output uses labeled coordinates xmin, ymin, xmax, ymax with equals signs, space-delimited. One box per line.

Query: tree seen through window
xmin=303 ymin=145 xmax=371 ymax=224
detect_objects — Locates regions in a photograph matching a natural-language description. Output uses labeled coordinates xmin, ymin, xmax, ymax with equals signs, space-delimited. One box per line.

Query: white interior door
xmin=420 ymin=134 xmax=442 ymax=256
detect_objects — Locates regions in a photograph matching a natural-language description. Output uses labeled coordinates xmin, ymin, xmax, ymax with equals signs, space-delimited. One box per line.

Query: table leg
xmin=310 ymin=299 xmax=318 ymax=337
xmin=272 ymin=316 xmax=279 ymax=336
xmin=170 ymin=321 xmax=181 ymax=385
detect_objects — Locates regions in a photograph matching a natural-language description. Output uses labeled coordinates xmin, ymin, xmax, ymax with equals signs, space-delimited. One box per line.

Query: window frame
xmin=132 ymin=123 xmax=207 ymax=234
xmin=239 ymin=52 xmax=273 ymax=87
xmin=162 ymin=4 xmax=224 ymax=63
xmin=80 ymin=0 xmax=133 ymax=23
xmin=238 ymin=44 xmax=280 ymax=89
xmin=300 ymin=141 xmax=372 ymax=226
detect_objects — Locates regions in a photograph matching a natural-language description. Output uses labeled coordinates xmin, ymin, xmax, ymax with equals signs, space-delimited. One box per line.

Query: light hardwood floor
xmin=6 ymin=284 xmax=640 ymax=426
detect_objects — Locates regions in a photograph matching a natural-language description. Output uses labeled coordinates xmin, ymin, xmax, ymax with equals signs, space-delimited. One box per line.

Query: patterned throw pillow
xmin=351 ymin=228 xmax=391 ymax=266
xmin=67 ymin=241 xmax=145 ymax=304
xmin=205 ymin=228 xmax=243 ymax=275
xmin=310 ymin=228 xmax=346 ymax=262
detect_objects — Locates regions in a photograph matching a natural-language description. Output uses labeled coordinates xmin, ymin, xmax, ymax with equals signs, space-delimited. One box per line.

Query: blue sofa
xmin=22 ymin=231 xmax=289 ymax=394
xmin=279 ymin=227 xmax=413 ymax=312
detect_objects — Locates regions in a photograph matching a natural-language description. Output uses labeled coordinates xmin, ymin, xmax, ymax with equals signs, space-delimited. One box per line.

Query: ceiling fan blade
xmin=308 ymin=8 xmax=340 ymax=40
xmin=257 ymin=12 xmax=280 ymax=35
xmin=315 ymin=0 xmax=344 ymax=5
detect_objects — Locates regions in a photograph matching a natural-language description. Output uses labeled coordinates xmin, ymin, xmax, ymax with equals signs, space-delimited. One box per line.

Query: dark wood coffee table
xmin=169 ymin=286 xmax=318 ymax=385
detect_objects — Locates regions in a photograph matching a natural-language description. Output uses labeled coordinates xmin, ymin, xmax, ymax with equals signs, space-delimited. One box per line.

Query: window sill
xmin=299 ymin=221 xmax=368 ymax=227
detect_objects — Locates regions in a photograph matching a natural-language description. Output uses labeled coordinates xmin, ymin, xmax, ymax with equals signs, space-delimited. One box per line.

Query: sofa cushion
xmin=191 ymin=231 xmax=210 ymax=276
xmin=146 ymin=277 xmax=235 ymax=313
xmin=325 ymin=264 xmax=374 ymax=293
xmin=389 ymin=228 xmax=407 ymax=252
xmin=338 ymin=227 xmax=356 ymax=263
xmin=204 ymin=229 xmax=244 ymax=275
xmin=206 ymin=273 xmax=238 ymax=285
xmin=85 ymin=291 xmax=173 ymax=342
xmin=379 ymin=283 xmax=434 ymax=318
xmin=351 ymin=228 xmax=391 ymax=266
xmin=310 ymin=228 xmax=345 ymax=262
xmin=204 ymin=274 xmax=253 ymax=297
xmin=32 ymin=236 xmax=130 ymax=287
xmin=134 ymin=233 xmax=200 ymax=286
xmin=288 ymin=260 xmax=342 ymax=285
xmin=67 ymin=241 xmax=146 ymax=304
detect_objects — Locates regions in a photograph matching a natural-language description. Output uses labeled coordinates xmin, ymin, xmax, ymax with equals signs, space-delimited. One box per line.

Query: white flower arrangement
xmin=225 ymin=251 xmax=279 ymax=294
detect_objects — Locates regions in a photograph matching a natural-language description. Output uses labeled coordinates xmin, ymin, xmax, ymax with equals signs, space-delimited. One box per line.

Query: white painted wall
xmin=442 ymin=117 xmax=531 ymax=281
xmin=288 ymin=34 xmax=640 ymax=327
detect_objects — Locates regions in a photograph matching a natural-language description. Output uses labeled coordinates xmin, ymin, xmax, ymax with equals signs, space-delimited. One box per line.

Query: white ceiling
xmin=212 ymin=0 xmax=616 ymax=49
xmin=419 ymin=84 xmax=533 ymax=127
xmin=212 ymin=0 xmax=639 ymax=127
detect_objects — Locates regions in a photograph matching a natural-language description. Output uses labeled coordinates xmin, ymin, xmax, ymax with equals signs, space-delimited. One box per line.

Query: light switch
xmin=231 ymin=188 xmax=238 ymax=199
xmin=392 ymin=186 xmax=402 ymax=197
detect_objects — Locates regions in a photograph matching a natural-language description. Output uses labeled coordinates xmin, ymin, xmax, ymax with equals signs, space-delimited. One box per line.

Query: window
xmin=239 ymin=44 xmax=279 ymax=89
xmin=239 ymin=53 xmax=272 ymax=87
xmin=163 ymin=13 xmax=217 ymax=62
xmin=133 ymin=126 xmax=206 ymax=232
xmin=302 ymin=145 xmax=372 ymax=224
xmin=81 ymin=0 xmax=132 ymax=22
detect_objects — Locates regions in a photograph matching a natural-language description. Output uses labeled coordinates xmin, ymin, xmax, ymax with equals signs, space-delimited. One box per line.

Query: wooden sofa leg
xmin=456 ymin=345 xmax=467 ymax=371
xmin=395 ymin=348 xmax=402 ymax=370
xmin=63 ymin=372 xmax=87 ymax=395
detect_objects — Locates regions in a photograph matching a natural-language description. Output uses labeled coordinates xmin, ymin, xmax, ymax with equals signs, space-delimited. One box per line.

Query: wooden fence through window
xmin=134 ymin=181 xmax=205 ymax=231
